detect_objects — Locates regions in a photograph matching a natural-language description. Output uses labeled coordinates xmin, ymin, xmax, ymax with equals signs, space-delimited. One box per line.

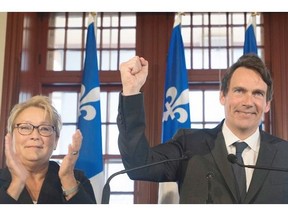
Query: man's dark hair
xmin=220 ymin=53 xmax=273 ymax=101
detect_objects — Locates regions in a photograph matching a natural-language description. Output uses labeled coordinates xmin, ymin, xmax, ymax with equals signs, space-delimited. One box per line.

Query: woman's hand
xmin=59 ymin=129 xmax=82 ymax=199
xmin=5 ymin=133 xmax=28 ymax=200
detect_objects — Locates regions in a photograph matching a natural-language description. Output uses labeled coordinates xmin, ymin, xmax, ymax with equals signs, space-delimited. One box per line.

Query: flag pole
xmin=90 ymin=12 xmax=97 ymax=38
xmin=250 ymin=12 xmax=259 ymax=36
xmin=159 ymin=11 xmax=191 ymax=204
xmin=76 ymin=11 xmax=104 ymax=204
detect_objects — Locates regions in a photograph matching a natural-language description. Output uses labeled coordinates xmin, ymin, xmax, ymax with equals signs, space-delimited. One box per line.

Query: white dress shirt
xmin=222 ymin=121 xmax=260 ymax=191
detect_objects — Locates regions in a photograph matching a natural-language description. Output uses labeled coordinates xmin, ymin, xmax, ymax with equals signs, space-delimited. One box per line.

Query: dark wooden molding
xmin=0 ymin=13 xmax=24 ymax=168
xmin=264 ymin=13 xmax=288 ymax=140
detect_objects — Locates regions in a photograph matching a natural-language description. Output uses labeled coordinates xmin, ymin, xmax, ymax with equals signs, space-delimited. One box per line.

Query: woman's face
xmin=12 ymin=106 xmax=58 ymax=167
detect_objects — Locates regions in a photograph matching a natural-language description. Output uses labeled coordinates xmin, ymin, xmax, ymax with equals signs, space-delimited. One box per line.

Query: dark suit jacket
xmin=0 ymin=161 xmax=96 ymax=204
xmin=117 ymin=93 xmax=288 ymax=204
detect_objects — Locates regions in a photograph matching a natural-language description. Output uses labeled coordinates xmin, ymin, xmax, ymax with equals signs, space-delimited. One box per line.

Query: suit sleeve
xmin=117 ymin=93 xmax=184 ymax=182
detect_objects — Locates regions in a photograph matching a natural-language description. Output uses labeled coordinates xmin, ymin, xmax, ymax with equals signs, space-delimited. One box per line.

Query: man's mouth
xmin=236 ymin=111 xmax=256 ymax=116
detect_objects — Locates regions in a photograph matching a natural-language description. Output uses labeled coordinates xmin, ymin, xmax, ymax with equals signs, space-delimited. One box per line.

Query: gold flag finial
xmin=251 ymin=12 xmax=259 ymax=17
xmin=177 ymin=12 xmax=186 ymax=16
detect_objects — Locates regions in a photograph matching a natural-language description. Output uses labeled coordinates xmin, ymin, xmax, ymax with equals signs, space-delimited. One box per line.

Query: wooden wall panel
xmin=264 ymin=13 xmax=288 ymax=140
xmin=0 ymin=13 xmax=24 ymax=168
xmin=134 ymin=12 xmax=174 ymax=204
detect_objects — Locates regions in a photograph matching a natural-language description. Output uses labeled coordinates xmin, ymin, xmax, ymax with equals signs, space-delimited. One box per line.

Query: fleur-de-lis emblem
xmin=163 ymin=86 xmax=189 ymax=123
xmin=78 ymin=84 xmax=100 ymax=121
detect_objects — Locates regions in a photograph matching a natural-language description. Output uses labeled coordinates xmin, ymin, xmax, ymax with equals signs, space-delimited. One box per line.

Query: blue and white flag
xmin=243 ymin=14 xmax=262 ymax=128
xmin=75 ymin=13 xmax=104 ymax=204
xmin=162 ymin=15 xmax=191 ymax=143
xmin=159 ymin=14 xmax=191 ymax=204
xmin=243 ymin=15 xmax=258 ymax=55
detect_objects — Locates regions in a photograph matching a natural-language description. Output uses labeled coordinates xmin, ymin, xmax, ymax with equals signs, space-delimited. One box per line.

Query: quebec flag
xmin=243 ymin=14 xmax=261 ymax=128
xmin=75 ymin=13 xmax=104 ymax=204
xmin=243 ymin=15 xmax=258 ymax=54
xmin=158 ymin=14 xmax=191 ymax=204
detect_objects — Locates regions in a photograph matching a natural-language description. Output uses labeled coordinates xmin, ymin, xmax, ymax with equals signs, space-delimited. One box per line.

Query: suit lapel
xmin=207 ymin=128 xmax=239 ymax=202
xmin=244 ymin=133 xmax=277 ymax=203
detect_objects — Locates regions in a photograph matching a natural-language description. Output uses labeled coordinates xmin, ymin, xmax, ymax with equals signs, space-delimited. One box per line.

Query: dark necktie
xmin=232 ymin=142 xmax=248 ymax=203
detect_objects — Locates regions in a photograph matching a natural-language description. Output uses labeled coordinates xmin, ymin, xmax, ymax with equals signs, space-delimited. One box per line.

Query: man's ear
xmin=219 ymin=91 xmax=225 ymax=105
xmin=264 ymin=101 xmax=271 ymax=113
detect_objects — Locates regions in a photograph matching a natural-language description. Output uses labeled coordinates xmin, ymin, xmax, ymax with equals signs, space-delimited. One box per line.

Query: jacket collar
xmin=206 ymin=121 xmax=279 ymax=203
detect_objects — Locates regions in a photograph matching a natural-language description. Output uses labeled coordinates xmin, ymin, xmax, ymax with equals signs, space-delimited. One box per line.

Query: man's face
xmin=220 ymin=67 xmax=271 ymax=138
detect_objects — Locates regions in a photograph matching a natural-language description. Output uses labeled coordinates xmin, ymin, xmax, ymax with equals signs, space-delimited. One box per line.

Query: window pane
xmin=106 ymin=162 xmax=134 ymax=191
xmin=193 ymin=27 xmax=209 ymax=47
xmin=119 ymin=50 xmax=136 ymax=65
xmin=102 ymin=124 xmax=107 ymax=154
xmin=184 ymin=49 xmax=191 ymax=70
xmin=211 ymin=48 xmax=227 ymax=69
xmin=102 ymin=29 xmax=118 ymax=49
xmin=108 ymin=92 xmax=119 ymax=122
xmin=67 ymin=29 xmax=82 ymax=49
xmin=66 ymin=50 xmax=82 ymax=70
xmin=46 ymin=50 xmax=64 ymax=71
xmin=211 ymin=27 xmax=227 ymax=47
xmin=229 ymin=27 xmax=245 ymax=46
xmin=189 ymin=91 xmax=203 ymax=122
xmin=49 ymin=12 xmax=65 ymax=27
xmin=104 ymin=159 xmax=134 ymax=204
xmin=231 ymin=13 xmax=245 ymax=25
xmin=182 ymin=27 xmax=191 ymax=47
xmin=192 ymin=49 xmax=209 ymax=69
xmin=107 ymin=125 xmax=119 ymax=154
xmin=120 ymin=29 xmax=136 ymax=48
xmin=48 ymin=29 xmax=65 ymax=48
xmin=211 ymin=13 xmax=226 ymax=25
xmin=55 ymin=125 xmax=77 ymax=155
xmin=54 ymin=93 xmax=78 ymax=122
xmin=101 ymin=50 xmax=118 ymax=70
xmin=193 ymin=13 xmax=208 ymax=25
xmin=103 ymin=13 xmax=119 ymax=27
xmin=204 ymin=91 xmax=224 ymax=122
xmin=228 ymin=48 xmax=243 ymax=66
xmin=68 ymin=12 xmax=83 ymax=27
xmin=120 ymin=13 xmax=136 ymax=27
xmin=100 ymin=92 xmax=107 ymax=122
xmin=51 ymin=92 xmax=78 ymax=155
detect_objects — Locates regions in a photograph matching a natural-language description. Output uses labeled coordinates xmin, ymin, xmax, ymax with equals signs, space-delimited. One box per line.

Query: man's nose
xmin=242 ymin=93 xmax=254 ymax=105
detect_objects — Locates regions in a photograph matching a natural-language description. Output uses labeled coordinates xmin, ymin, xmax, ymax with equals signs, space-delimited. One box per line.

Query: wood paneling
xmin=264 ymin=13 xmax=288 ymax=140
xmin=0 ymin=13 xmax=24 ymax=168
xmin=134 ymin=12 xmax=174 ymax=204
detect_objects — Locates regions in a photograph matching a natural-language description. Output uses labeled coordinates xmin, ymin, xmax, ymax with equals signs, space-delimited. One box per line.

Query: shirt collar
xmin=222 ymin=120 xmax=260 ymax=152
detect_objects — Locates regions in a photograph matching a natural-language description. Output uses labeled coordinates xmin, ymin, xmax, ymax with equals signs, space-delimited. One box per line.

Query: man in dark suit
xmin=117 ymin=53 xmax=288 ymax=204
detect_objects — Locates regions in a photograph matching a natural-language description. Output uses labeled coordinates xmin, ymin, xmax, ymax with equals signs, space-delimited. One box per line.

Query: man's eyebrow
xmin=253 ymin=89 xmax=266 ymax=94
